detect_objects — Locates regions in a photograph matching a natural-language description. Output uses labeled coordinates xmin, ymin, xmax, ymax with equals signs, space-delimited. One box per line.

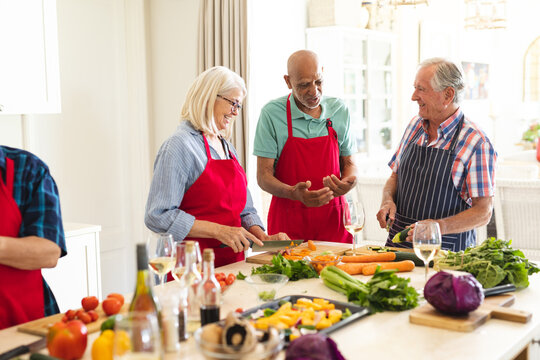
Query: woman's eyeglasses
xmin=217 ymin=94 xmax=242 ymax=112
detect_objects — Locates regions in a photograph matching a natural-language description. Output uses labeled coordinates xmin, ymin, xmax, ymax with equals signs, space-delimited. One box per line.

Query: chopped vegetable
xmin=392 ymin=227 xmax=411 ymax=243
xmin=258 ymin=289 xmax=277 ymax=301
xmin=435 ymin=237 xmax=539 ymax=288
xmin=424 ymin=271 xmax=484 ymax=315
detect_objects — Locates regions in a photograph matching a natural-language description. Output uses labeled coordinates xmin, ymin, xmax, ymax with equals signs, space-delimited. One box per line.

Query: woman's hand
xmin=263 ymin=232 xmax=290 ymax=241
xmin=215 ymin=225 xmax=263 ymax=253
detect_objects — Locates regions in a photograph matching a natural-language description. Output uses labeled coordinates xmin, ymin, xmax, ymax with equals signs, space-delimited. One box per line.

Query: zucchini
xmin=394 ymin=251 xmax=433 ymax=267
xmin=391 ymin=227 xmax=411 ymax=243
xmin=30 ymin=353 xmax=62 ymax=360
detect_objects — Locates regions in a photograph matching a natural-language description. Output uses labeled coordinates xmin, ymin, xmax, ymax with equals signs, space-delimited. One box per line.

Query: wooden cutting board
xmin=409 ymin=294 xmax=532 ymax=332
xmin=18 ymin=303 xmax=129 ymax=336
xmin=245 ymin=241 xmax=351 ymax=265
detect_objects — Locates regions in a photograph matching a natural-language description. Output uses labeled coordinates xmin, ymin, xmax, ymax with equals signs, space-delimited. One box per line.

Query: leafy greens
xmin=435 ymin=237 xmax=539 ymax=288
xmin=245 ymin=254 xmax=319 ymax=281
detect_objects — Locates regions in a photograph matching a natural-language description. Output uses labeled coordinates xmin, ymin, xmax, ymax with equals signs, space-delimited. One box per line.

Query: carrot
xmin=336 ymin=262 xmax=370 ymax=275
xmin=361 ymin=260 xmax=415 ymax=276
xmin=307 ymin=240 xmax=317 ymax=251
xmin=341 ymin=252 xmax=396 ymax=263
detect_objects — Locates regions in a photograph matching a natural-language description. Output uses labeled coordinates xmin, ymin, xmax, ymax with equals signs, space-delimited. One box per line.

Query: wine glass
xmin=172 ymin=241 xmax=202 ymax=282
xmin=113 ymin=311 xmax=162 ymax=360
xmin=412 ymin=221 xmax=442 ymax=285
xmin=147 ymin=232 xmax=175 ymax=287
xmin=343 ymin=194 xmax=365 ymax=255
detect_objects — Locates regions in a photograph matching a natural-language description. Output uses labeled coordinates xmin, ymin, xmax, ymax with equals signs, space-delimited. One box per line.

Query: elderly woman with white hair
xmin=376 ymin=58 xmax=497 ymax=252
xmin=145 ymin=66 xmax=288 ymax=267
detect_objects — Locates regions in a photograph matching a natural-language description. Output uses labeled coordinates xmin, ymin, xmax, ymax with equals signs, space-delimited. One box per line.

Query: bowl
xmin=194 ymin=322 xmax=284 ymax=360
xmin=245 ymin=274 xmax=289 ymax=302
xmin=307 ymin=255 xmax=342 ymax=274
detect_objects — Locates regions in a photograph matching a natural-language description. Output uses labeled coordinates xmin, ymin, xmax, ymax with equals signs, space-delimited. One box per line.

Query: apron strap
xmin=448 ymin=114 xmax=465 ymax=153
xmin=286 ymin=94 xmax=294 ymax=138
xmin=6 ymin=158 xmax=14 ymax=196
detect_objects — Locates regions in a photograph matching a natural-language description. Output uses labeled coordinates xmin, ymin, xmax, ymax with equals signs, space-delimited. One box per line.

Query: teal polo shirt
xmin=253 ymin=94 xmax=356 ymax=161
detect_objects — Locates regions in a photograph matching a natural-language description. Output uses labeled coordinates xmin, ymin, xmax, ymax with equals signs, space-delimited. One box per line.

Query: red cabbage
xmin=424 ymin=271 xmax=484 ymax=315
xmin=285 ymin=334 xmax=345 ymax=360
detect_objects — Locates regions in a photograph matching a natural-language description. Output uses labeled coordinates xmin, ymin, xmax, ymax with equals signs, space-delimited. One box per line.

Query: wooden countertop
xmin=2 ymin=245 xmax=539 ymax=360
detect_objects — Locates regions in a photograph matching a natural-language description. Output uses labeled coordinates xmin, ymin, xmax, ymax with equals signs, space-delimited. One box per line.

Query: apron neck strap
xmin=286 ymin=94 xmax=294 ymax=138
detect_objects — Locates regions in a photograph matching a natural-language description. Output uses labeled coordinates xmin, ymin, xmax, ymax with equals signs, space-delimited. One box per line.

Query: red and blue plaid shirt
xmin=389 ymin=109 xmax=497 ymax=205
xmin=0 ymin=145 xmax=66 ymax=316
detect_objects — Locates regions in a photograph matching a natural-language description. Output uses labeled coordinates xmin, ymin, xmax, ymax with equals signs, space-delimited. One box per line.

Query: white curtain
xmin=198 ymin=0 xmax=249 ymax=169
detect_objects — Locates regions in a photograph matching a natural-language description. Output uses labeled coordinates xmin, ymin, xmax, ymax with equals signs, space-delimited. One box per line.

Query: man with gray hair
xmin=376 ymin=58 xmax=497 ymax=251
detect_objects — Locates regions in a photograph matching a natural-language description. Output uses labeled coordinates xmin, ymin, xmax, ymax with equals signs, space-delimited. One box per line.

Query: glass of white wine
xmin=412 ymin=221 xmax=442 ymax=285
xmin=343 ymin=195 xmax=365 ymax=255
xmin=172 ymin=241 xmax=202 ymax=282
xmin=147 ymin=232 xmax=175 ymax=287
xmin=113 ymin=311 xmax=161 ymax=360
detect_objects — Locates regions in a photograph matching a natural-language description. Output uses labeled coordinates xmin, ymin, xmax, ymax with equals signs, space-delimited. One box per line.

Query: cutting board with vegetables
xmin=409 ymin=294 xmax=532 ymax=332
xmin=246 ymin=241 xmax=350 ymax=265
xmin=17 ymin=303 xmax=129 ymax=336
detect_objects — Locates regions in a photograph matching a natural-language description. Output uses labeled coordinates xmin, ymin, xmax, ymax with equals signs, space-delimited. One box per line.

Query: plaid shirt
xmin=0 ymin=146 xmax=66 ymax=316
xmin=389 ymin=109 xmax=497 ymax=205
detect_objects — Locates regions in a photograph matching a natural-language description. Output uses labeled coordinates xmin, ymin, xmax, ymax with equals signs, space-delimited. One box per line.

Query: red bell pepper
xmin=47 ymin=320 xmax=88 ymax=360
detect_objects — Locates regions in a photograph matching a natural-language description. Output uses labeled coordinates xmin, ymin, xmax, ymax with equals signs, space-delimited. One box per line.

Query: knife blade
xmin=483 ymin=283 xmax=516 ymax=297
xmin=0 ymin=337 xmax=47 ymax=360
xmin=251 ymin=239 xmax=305 ymax=252
xmin=219 ymin=239 xmax=305 ymax=250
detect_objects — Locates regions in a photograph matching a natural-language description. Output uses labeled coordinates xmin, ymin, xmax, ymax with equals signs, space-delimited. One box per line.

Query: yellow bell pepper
xmin=91 ymin=330 xmax=114 ymax=360
xmin=315 ymin=317 xmax=332 ymax=330
xmin=328 ymin=309 xmax=342 ymax=324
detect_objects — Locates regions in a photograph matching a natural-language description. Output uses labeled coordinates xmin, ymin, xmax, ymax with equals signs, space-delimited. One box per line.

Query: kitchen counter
xmin=1 ymin=249 xmax=539 ymax=360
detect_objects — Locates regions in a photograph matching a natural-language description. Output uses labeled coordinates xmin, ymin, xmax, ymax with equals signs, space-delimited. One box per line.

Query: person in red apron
xmin=0 ymin=146 xmax=65 ymax=329
xmin=254 ymin=50 xmax=357 ymax=243
xmin=377 ymin=58 xmax=496 ymax=252
xmin=145 ymin=66 xmax=289 ymax=269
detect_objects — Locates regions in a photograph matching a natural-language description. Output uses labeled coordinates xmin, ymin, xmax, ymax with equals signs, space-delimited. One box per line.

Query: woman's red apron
xmin=179 ymin=135 xmax=248 ymax=268
xmin=267 ymin=94 xmax=351 ymax=243
xmin=0 ymin=158 xmax=45 ymax=329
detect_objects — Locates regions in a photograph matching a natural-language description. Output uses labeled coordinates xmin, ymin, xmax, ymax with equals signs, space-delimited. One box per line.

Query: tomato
xmin=226 ymin=273 xmax=236 ymax=285
xmin=87 ymin=310 xmax=99 ymax=322
xmin=47 ymin=320 xmax=88 ymax=360
xmin=216 ymin=272 xmax=226 ymax=282
xmin=102 ymin=297 xmax=122 ymax=316
xmin=106 ymin=293 xmax=125 ymax=306
xmin=235 ymin=308 xmax=243 ymax=313
xmin=81 ymin=296 xmax=99 ymax=311
xmin=77 ymin=312 xmax=92 ymax=324
xmin=219 ymin=280 xmax=227 ymax=290
xmin=65 ymin=310 xmax=76 ymax=320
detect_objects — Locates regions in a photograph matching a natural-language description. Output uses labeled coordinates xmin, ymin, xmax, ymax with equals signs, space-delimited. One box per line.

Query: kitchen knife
xmin=0 ymin=336 xmax=46 ymax=360
xmin=251 ymin=239 xmax=304 ymax=252
xmin=219 ymin=239 xmax=304 ymax=250
xmin=483 ymin=283 xmax=516 ymax=297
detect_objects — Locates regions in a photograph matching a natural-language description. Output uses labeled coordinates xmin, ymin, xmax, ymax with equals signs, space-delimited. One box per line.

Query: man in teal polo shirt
xmin=253 ymin=50 xmax=357 ymax=243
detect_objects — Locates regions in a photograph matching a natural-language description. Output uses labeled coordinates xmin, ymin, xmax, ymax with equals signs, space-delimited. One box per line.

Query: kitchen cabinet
xmin=0 ymin=0 xmax=61 ymax=114
xmin=42 ymin=223 xmax=102 ymax=312
xmin=306 ymin=26 xmax=396 ymax=158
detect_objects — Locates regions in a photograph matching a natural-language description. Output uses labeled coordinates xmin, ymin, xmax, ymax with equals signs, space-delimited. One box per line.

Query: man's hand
xmin=322 ymin=174 xmax=356 ymax=197
xmin=376 ymin=200 xmax=397 ymax=230
xmin=291 ymin=180 xmax=334 ymax=207
xmin=215 ymin=225 xmax=264 ymax=253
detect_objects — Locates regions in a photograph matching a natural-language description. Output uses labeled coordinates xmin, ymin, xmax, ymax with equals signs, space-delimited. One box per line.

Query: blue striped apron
xmin=385 ymin=115 xmax=475 ymax=251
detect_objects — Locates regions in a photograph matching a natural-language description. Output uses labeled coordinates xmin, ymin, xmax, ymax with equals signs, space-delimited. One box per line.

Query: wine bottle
xmin=129 ymin=243 xmax=160 ymax=316
xmin=180 ymin=241 xmax=202 ymax=334
xmin=198 ymin=249 xmax=221 ymax=326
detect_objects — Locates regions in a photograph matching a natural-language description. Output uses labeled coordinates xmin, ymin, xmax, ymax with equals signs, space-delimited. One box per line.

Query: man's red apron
xmin=0 ymin=158 xmax=45 ymax=329
xmin=179 ymin=135 xmax=248 ymax=268
xmin=267 ymin=95 xmax=351 ymax=243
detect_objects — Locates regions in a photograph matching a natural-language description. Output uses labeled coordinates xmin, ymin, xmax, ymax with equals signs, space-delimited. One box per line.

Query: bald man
xmin=253 ymin=50 xmax=357 ymax=243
